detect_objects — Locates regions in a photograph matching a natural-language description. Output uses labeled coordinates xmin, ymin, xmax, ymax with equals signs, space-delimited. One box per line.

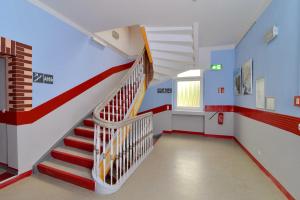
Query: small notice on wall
xmin=157 ymin=88 xmax=172 ymax=93
xmin=266 ymin=97 xmax=276 ymax=111
xmin=33 ymin=72 xmax=54 ymax=84
xmin=256 ymin=78 xmax=265 ymax=109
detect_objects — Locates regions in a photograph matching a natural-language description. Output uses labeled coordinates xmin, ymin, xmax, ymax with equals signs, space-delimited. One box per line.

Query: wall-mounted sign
xmin=210 ymin=64 xmax=223 ymax=71
xmin=33 ymin=72 xmax=54 ymax=84
xmin=157 ymin=88 xmax=172 ymax=94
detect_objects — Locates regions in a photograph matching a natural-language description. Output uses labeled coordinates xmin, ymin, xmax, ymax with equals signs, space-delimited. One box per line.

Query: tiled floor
xmin=0 ymin=134 xmax=285 ymax=200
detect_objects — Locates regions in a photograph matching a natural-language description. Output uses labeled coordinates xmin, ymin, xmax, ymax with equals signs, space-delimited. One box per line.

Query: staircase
xmin=37 ymin=49 xmax=154 ymax=194
xmin=141 ymin=23 xmax=199 ymax=84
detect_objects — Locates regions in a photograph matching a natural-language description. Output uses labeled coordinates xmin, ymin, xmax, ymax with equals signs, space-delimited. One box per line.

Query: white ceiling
xmin=33 ymin=0 xmax=272 ymax=47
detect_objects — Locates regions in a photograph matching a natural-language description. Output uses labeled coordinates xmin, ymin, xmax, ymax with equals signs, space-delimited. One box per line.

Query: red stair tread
xmin=74 ymin=126 xmax=111 ymax=142
xmin=0 ymin=172 xmax=15 ymax=182
xmin=74 ymin=127 xmax=94 ymax=139
xmin=64 ymin=136 xmax=95 ymax=152
xmin=83 ymin=118 xmax=94 ymax=127
xmin=51 ymin=148 xmax=93 ymax=169
xmin=38 ymin=161 xmax=95 ymax=191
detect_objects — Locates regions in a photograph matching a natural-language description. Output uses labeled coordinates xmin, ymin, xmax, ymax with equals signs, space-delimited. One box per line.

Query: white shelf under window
xmin=172 ymin=110 xmax=206 ymax=116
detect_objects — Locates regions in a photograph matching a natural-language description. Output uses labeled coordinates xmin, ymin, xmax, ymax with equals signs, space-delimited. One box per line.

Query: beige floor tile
xmin=0 ymin=134 xmax=286 ymax=200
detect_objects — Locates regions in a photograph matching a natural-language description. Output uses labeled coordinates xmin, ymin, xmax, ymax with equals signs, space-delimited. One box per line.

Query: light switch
xmin=294 ymin=96 xmax=300 ymax=107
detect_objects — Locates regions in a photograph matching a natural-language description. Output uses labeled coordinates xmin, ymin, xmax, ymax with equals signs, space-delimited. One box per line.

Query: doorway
xmin=0 ymin=57 xmax=12 ymax=181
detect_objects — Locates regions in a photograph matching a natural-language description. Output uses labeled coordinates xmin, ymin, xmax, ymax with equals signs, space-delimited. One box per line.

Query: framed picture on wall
xmin=234 ymin=69 xmax=241 ymax=95
xmin=242 ymin=59 xmax=253 ymax=95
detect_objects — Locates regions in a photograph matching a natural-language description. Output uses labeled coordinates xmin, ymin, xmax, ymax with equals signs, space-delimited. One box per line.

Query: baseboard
xmin=0 ymin=170 xmax=32 ymax=190
xmin=162 ymin=130 xmax=233 ymax=139
xmin=162 ymin=130 xmax=204 ymax=135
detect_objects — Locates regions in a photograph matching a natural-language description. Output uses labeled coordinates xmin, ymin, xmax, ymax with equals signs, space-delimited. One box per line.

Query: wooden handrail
xmin=140 ymin=26 xmax=153 ymax=64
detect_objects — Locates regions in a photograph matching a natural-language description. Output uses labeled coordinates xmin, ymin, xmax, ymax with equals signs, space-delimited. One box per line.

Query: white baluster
xmin=93 ymin=125 xmax=97 ymax=174
xmin=130 ymin=123 xmax=133 ymax=165
xmin=126 ymin=125 xmax=129 ymax=172
xmin=142 ymin=118 xmax=145 ymax=157
xmin=108 ymin=101 xmax=111 ymax=122
xmin=143 ymin=118 xmax=145 ymax=156
xmin=134 ymin=121 xmax=137 ymax=163
xmin=139 ymin=119 xmax=141 ymax=159
xmin=133 ymin=69 xmax=136 ymax=96
xmin=126 ymin=82 xmax=129 ymax=112
xmin=116 ymin=128 xmax=119 ymax=183
xmin=112 ymin=98 xmax=115 ymax=122
xmin=120 ymin=127 xmax=123 ymax=178
xmin=123 ymin=86 xmax=125 ymax=119
xmin=145 ymin=118 xmax=148 ymax=153
xmin=128 ymin=78 xmax=131 ymax=108
xmin=148 ymin=117 xmax=150 ymax=148
xmin=110 ymin=128 xmax=113 ymax=185
xmin=122 ymin=127 xmax=125 ymax=175
xmin=103 ymin=125 xmax=106 ymax=183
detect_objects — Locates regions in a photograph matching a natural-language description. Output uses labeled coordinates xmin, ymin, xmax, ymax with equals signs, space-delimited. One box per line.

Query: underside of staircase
xmin=142 ymin=24 xmax=199 ymax=84
xmin=37 ymin=49 xmax=154 ymax=193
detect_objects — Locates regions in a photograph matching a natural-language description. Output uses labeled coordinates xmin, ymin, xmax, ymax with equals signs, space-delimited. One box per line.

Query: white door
xmin=0 ymin=57 xmax=7 ymax=166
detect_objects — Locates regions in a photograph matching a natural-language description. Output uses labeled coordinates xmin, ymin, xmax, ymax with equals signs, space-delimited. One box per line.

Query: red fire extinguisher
xmin=218 ymin=113 xmax=224 ymax=125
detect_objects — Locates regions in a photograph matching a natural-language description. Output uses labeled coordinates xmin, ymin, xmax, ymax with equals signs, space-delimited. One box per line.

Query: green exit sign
xmin=210 ymin=64 xmax=223 ymax=71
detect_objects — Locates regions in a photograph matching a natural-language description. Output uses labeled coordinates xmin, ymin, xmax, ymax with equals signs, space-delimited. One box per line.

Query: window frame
xmin=172 ymin=73 xmax=203 ymax=112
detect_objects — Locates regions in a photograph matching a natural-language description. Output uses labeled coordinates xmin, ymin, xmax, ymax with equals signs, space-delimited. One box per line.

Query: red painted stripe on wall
xmin=235 ymin=106 xmax=300 ymax=136
xmin=0 ymin=62 xmax=134 ymax=125
xmin=205 ymin=105 xmax=300 ymax=136
xmin=205 ymin=105 xmax=235 ymax=112
xmin=143 ymin=103 xmax=299 ymax=136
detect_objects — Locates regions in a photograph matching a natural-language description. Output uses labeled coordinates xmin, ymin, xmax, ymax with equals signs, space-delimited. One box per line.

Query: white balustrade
xmin=92 ymin=50 xmax=153 ymax=194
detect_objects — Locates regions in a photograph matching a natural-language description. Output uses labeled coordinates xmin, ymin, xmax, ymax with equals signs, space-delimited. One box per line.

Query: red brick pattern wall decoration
xmin=0 ymin=36 xmax=32 ymax=111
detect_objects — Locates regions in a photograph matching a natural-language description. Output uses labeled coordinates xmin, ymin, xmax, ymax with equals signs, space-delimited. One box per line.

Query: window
xmin=173 ymin=70 xmax=202 ymax=111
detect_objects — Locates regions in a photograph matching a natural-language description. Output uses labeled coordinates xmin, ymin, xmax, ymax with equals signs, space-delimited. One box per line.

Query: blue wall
xmin=140 ymin=49 xmax=235 ymax=112
xmin=0 ymin=1 xmax=130 ymax=107
xmin=235 ymin=0 xmax=300 ymax=117
xmin=139 ymin=80 xmax=172 ymax=112
xmin=204 ymin=49 xmax=235 ymax=106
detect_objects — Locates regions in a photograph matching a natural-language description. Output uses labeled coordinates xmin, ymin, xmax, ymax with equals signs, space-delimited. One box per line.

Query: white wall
xmin=172 ymin=113 xmax=204 ymax=133
xmin=95 ymin=25 xmax=144 ymax=57
xmin=152 ymin=111 xmax=172 ymax=135
xmin=7 ymin=71 xmax=127 ymax=173
xmin=152 ymin=111 xmax=206 ymax=134
xmin=205 ymin=112 xmax=234 ymax=136
xmin=234 ymin=113 xmax=300 ymax=199
xmin=199 ymin=45 xmax=235 ymax=69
